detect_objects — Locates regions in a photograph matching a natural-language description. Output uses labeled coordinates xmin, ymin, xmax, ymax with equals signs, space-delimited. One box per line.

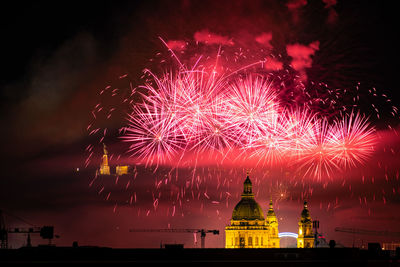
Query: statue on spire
xmin=103 ymin=143 xmax=108 ymax=155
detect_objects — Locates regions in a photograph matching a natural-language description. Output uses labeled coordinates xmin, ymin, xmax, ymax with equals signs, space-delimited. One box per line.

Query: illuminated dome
xmin=231 ymin=175 xmax=265 ymax=220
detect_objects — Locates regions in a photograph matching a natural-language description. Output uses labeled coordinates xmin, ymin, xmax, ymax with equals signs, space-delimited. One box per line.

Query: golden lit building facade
xmin=297 ymin=201 xmax=314 ymax=248
xmin=116 ymin=165 xmax=129 ymax=176
xmin=225 ymin=175 xmax=280 ymax=248
xmin=99 ymin=144 xmax=129 ymax=176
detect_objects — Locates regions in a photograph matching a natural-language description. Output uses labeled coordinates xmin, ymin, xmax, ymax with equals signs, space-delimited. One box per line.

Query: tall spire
xmin=300 ymin=201 xmax=311 ymax=221
xmin=267 ymin=197 xmax=276 ymax=218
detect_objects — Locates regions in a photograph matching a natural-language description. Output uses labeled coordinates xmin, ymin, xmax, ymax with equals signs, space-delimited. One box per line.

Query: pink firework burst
xmin=122 ymin=102 xmax=185 ymax=166
xmin=189 ymin=94 xmax=237 ymax=154
xmin=329 ymin=111 xmax=376 ymax=169
xmin=140 ymin=68 xmax=226 ymax=143
xmin=247 ymin=112 xmax=288 ymax=166
xmin=295 ymin=118 xmax=338 ymax=180
xmin=283 ymin=107 xmax=317 ymax=157
xmin=224 ymin=74 xmax=279 ymax=147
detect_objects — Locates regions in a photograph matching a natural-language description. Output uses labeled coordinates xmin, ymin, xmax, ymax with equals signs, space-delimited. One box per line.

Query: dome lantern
xmin=242 ymin=174 xmax=253 ymax=195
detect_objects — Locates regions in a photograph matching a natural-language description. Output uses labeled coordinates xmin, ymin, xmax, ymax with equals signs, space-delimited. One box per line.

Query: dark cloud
xmin=24 ymin=33 xmax=97 ymax=112
xmin=322 ymin=0 xmax=337 ymax=9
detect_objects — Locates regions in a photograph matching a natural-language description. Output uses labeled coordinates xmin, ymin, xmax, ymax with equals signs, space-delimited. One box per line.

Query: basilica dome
xmin=232 ymin=197 xmax=265 ymax=220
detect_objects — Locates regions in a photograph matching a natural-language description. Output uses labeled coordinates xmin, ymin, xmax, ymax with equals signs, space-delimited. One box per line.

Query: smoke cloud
xmin=255 ymin=32 xmax=273 ymax=49
xmin=166 ymin=40 xmax=187 ymax=51
xmin=286 ymin=41 xmax=320 ymax=81
xmin=194 ymin=30 xmax=234 ymax=46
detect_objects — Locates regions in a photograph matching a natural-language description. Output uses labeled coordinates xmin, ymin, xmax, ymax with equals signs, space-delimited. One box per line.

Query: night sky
xmin=1 ymin=0 xmax=399 ymax=249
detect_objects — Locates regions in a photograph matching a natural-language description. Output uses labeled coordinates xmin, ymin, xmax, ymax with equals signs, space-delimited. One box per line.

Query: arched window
xmin=248 ymin=236 xmax=252 ymax=246
xmin=261 ymin=237 xmax=264 ymax=246
xmin=235 ymin=237 xmax=239 ymax=246
xmin=255 ymin=236 xmax=259 ymax=246
xmin=240 ymin=237 xmax=245 ymax=248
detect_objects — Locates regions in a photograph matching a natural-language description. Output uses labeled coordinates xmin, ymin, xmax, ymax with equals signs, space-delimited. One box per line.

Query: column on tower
xmin=99 ymin=144 xmax=111 ymax=175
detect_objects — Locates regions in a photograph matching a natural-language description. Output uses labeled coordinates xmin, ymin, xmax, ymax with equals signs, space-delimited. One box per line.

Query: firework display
xmin=84 ymin=37 xmax=399 ymax=222
xmin=121 ymin=57 xmax=376 ymax=178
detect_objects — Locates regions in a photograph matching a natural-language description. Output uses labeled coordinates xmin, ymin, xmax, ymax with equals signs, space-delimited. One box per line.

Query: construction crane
xmin=335 ymin=227 xmax=400 ymax=237
xmin=0 ymin=210 xmax=55 ymax=249
xmin=335 ymin=227 xmax=400 ymax=248
xmin=129 ymin=228 xmax=219 ymax=249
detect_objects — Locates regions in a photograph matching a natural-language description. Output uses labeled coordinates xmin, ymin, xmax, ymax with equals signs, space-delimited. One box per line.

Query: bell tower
xmin=266 ymin=198 xmax=280 ymax=248
xmin=297 ymin=201 xmax=314 ymax=248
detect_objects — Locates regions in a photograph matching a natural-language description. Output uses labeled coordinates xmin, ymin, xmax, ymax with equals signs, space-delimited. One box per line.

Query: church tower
xmin=266 ymin=198 xmax=280 ymax=248
xmin=297 ymin=201 xmax=314 ymax=248
xmin=225 ymin=173 xmax=279 ymax=248
xmin=99 ymin=143 xmax=111 ymax=175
